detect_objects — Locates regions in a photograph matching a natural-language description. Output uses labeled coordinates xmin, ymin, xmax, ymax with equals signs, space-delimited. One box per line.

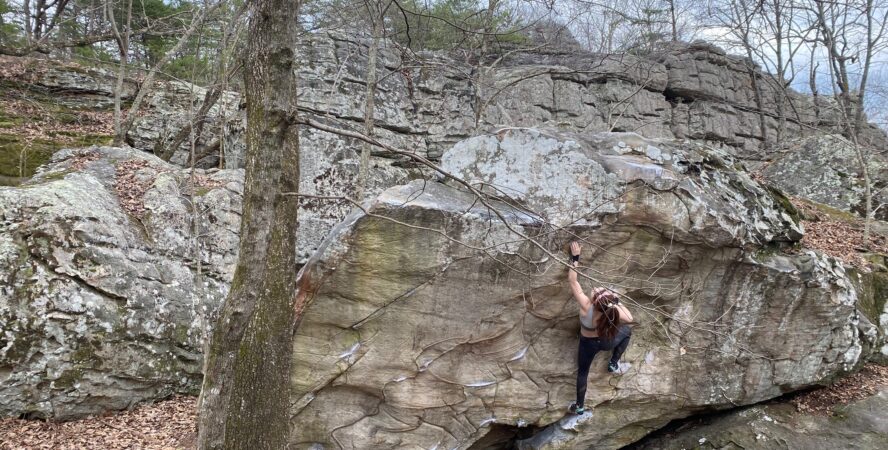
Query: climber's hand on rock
xmin=570 ymin=241 xmax=582 ymax=258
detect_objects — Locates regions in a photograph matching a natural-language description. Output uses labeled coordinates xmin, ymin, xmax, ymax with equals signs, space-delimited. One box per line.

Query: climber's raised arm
xmin=568 ymin=242 xmax=590 ymax=309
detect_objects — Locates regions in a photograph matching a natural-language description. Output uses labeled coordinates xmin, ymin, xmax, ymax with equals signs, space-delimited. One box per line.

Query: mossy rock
xmin=765 ymin=185 xmax=803 ymax=225
xmin=0 ymin=132 xmax=112 ymax=180
xmin=851 ymin=267 xmax=888 ymax=326
xmin=1 ymin=71 xmax=114 ymax=183
xmin=54 ymin=368 xmax=84 ymax=390
xmin=809 ymin=200 xmax=860 ymax=222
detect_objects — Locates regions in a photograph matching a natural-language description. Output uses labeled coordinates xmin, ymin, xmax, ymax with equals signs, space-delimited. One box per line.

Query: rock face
xmin=631 ymin=389 xmax=888 ymax=449
xmin=283 ymin=32 xmax=884 ymax=260
xmin=760 ymin=135 xmax=888 ymax=219
xmin=264 ymin=32 xmax=888 ymax=258
xmin=127 ymin=81 xmax=244 ymax=170
xmin=7 ymin=57 xmax=138 ymax=109
xmin=288 ymin=129 xmax=865 ymax=449
xmin=850 ymin=257 xmax=888 ymax=363
xmin=0 ymin=147 xmax=240 ymax=419
xmin=20 ymin=34 xmax=888 ymax=260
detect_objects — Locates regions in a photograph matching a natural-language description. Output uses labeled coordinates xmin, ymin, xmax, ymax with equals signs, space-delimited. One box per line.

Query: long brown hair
xmin=592 ymin=290 xmax=621 ymax=341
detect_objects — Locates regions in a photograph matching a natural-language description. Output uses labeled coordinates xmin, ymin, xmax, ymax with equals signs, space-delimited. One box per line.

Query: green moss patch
xmin=811 ymin=201 xmax=860 ymax=222
xmin=0 ymin=72 xmax=114 ymax=182
xmin=766 ymin=185 xmax=802 ymax=224
xmin=0 ymin=133 xmax=112 ymax=180
xmin=850 ymin=267 xmax=888 ymax=326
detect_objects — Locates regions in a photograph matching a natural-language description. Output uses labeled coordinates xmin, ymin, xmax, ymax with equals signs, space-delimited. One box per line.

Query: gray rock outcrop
xmin=12 ymin=58 xmax=137 ymax=109
xmin=288 ymin=129 xmax=866 ymax=449
xmin=267 ymin=32 xmax=888 ymax=257
xmin=0 ymin=128 xmax=881 ymax=443
xmin=127 ymin=81 xmax=244 ymax=169
xmin=0 ymin=147 xmax=240 ymax=419
xmin=21 ymin=33 xmax=888 ymax=260
xmin=760 ymin=135 xmax=888 ymax=219
xmin=283 ymin=32 xmax=886 ymax=260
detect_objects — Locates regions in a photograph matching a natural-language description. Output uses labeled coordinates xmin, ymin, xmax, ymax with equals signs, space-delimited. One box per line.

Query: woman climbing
xmin=567 ymin=241 xmax=633 ymax=415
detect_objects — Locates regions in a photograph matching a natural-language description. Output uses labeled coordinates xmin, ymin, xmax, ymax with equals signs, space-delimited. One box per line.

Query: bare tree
xmin=157 ymin=1 xmax=248 ymax=163
xmin=811 ymin=0 xmax=888 ymax=241
xmin=1 ymin=0 xmax=189 ymax=56
xmin=115 ymin=0 xmax=222 ymax=144
xmin=564 ymin=0 xmax=700 ymax=53
xmin=756 ymin=0 xmax=814 ymax=144
xmin=21 ymin=0 xmax=73 ymax=44
xmin=106 ymin=0 xmax=132 ymax=144
xmin=708 ymin=0 xmax=771 ymax=145
xmin=356 ymin=0 xmax=393 ymax=202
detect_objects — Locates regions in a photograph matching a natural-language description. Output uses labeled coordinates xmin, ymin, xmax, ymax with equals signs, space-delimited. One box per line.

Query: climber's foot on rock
xmin=568 ymin=403 xmax=585 ymax=415
xmin=608 ymin=361 xmax=629 ymax=375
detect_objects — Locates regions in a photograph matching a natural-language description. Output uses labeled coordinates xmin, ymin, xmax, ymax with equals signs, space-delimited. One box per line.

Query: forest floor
xmin=792 ymin=197 xmax=888 ymax=268
xmin=789 ymin=363 xmax=888 ymax=414
xmin=0 ymin=396 xmax=196 ymax=450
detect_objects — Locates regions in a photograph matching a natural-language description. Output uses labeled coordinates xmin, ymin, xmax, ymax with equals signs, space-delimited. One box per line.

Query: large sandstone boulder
xmin=0 ymin=129 xmax=880 ymax=435
xmin=289 ymin=129 xmax=865 ymax=449
xmin=0 ymin=147 xmax=239 ymax=419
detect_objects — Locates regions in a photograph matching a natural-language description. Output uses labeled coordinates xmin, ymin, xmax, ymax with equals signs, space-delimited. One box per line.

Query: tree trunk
xmin=744 ymin=54 xmax=768 ymax=146
xmin=773 ymin=0 xmax=785 ymax=146
xmin=196 ymin=0 xmax=301 ymax=448
xmin=24 ymin=0 xmax=33 ymax=45
xmin=809 ymin=37 xmax=820 ymax=124
xmin=107 ymin=0 xmax=132 ymax=146
xmin=669 ymin=0 xmax=678 ymax=42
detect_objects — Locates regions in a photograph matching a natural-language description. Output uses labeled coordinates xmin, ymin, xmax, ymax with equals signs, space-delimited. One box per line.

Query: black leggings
xmin=575 ymin=325 xmax=631 ymax=407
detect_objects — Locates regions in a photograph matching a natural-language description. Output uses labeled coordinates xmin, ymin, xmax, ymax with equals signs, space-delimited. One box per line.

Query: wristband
xmin=571 ymin=254 xmax=580 ymax=263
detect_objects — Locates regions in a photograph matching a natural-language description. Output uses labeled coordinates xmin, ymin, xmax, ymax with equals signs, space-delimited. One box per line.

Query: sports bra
xmin=579 ymin=306 xmax=597 ymax=331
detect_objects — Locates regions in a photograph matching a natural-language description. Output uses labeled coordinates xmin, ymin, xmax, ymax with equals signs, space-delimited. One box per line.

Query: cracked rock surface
xmin=289 ymin=129 xmax=866 ymax=449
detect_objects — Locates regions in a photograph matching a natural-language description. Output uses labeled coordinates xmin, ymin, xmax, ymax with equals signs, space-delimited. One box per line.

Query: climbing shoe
xmin=607 ymin=361 xmax=620 ymax=373
xmin=568 ymin=403 xmax=585 ymax=415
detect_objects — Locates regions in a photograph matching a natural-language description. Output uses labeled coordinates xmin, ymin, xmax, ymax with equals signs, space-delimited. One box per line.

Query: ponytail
xmin=594 ymin=291 xmax=621 ymax=340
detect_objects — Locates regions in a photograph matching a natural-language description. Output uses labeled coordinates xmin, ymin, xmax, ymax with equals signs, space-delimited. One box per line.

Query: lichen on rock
xmin=0 ymin=146 xmax=239 ymax=420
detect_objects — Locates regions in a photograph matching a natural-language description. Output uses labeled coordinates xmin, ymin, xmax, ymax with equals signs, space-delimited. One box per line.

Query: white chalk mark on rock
xmin=465 ymin=380 xmax=496 ymax=387
xmin=338 ymin=343 xmax=360 ymax=359
xmin=509 ymin=346 xmax=529 ymax=362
